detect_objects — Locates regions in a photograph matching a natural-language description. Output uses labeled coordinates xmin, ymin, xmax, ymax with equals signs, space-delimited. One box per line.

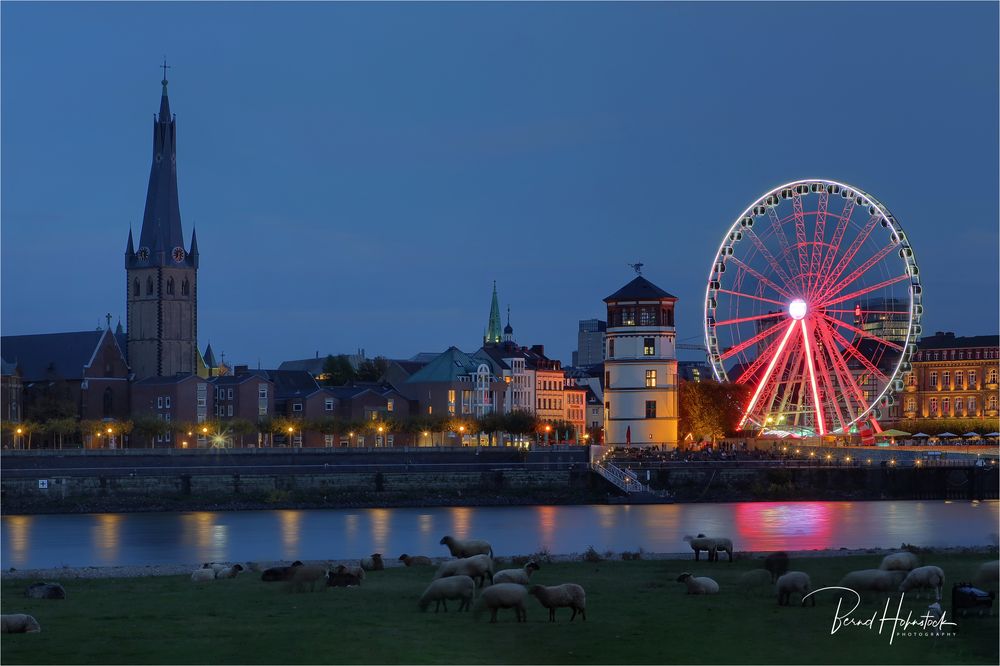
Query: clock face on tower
xmin=172 ymin=247 xmax=186 ymax=263
xmin=137 ymin=247 xmax=150 ymax=261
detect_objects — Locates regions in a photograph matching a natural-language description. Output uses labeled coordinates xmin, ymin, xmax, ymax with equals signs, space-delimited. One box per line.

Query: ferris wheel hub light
xmin=789 ymin=298 xmax=808 ymax=320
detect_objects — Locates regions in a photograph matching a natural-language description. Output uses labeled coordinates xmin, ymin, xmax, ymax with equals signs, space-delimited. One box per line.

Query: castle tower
xmin=603 ymin=274 xmax=679 ymax=448
xmin=125 ymin=69 xmax=198 ymax=379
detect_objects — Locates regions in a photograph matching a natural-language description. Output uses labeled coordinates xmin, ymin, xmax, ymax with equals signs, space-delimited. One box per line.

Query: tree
xmin=321 ymin=354 xmax=356 ymax=386
xmin=131 ymin=416 xmax=169 ymax=448
xmin=229 ymin=418 xmax=257 ymax=448
xmin=501 ymin=410 xmax=538 ymax=445
xmin=679 ymin=380 xmax=750 ymax=442
xmin=356 ymin=356 xmax=389 ymax=382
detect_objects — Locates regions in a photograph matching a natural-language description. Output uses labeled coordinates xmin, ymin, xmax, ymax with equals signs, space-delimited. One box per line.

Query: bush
xmin=582 ymin=545 xmax=603 ymax=562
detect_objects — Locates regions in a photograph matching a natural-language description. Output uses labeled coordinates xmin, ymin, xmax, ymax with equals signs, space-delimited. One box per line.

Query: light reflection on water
xmin=1 ymin=501 xmax=996 ymax=569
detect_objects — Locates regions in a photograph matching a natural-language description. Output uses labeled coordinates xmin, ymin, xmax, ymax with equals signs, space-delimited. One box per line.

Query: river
xmin=3 ymin=500 xmax=997 ymax=569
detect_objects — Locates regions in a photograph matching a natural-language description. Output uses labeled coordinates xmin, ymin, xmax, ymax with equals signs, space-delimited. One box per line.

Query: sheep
xmin=676 ymin=572 xmax=719 ymax=595
xmin=191 ymin=568 xmax=216 ymax=582
xmin=25 ymin=582 xmax=66 ymax=599
xmin=493 ymin=561 xmax=540 ymax=586
xmin=327 ymin=566 xmax=363 ymax=588
xmin=474 ymin=583 xmax=527 ymax=623
xmin=738 ymin=569 xmax=773 ymax=596
xmin=880 ymin=551 xmax=919 ymax=572
xmin=434 ymin=554 xmax=494 ymax=588
xmin=418 ymin=575 xmax=476 ymax=612
xmin=972 ymin=560 xmax=998 ymax=590
xmin=337 ymin=564 xmax=367 ymax=580
xmin=360 ymin=553 xmax=384 ymax=572
xmin=764 ymin=552 xmax=789 ymax=583
xmin=202 ymin=562 xmax=228 ymax=574
xmin=216 ymin=564 xmax=245 ymax=579
xmin=399 ymin=554 xmax=433 ymax=567
xmin=838 ymin=569 xmax=907 ymax=596
xmin=261 ymin=561 xmax=304 ymax=582
xmin=899 ymin=566 xmax=945 ymax=601
xmin=709 ymin=537 xmax=734 ymax=562
xmin=683 ymin=535 xmax=733 ymax=562
xmin=286 ymin=565 xmax=328 ymax=593
xmin=776 ymin=571 xmax=814 ymax=606
xmin=440 ymin=535 xmax=493 ymax=559
xmin=1 ymin=614 xmax=41 ymax=634
xmin=529 ymin=584 xmax=586 ymax=622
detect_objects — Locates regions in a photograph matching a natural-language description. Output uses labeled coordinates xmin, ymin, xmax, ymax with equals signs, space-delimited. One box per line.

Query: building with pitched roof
xmin=403 ymin=347 xmax=505 ymax=425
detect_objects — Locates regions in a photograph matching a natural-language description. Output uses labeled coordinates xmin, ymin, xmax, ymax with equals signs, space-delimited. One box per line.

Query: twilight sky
xmin=2 ymin=2 xmax=997 ymax=367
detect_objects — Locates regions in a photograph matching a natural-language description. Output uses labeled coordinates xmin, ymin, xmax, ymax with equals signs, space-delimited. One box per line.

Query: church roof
xmin=604 ymin=276 xmax=676 ymax=302
xmin=1 ymin=330 xmax=114 ymax=381
xmin=203 ymin=343 xmax=218 ymax=368
xmin=485 ymin=282 xmax=502 ymax=344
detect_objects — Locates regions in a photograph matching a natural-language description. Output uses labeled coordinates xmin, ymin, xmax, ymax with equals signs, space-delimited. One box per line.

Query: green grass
xmin=2 ymin=553 xmax=997 ymax=664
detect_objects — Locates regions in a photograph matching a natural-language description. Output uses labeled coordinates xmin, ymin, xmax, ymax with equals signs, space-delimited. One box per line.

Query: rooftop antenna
xmin=629 ymin=262 xmax=644 ymax=275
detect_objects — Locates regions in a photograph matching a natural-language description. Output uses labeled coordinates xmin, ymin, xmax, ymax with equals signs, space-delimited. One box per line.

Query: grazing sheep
xmin=529 ymin=584 xmax=586 ymax=622
xmin=738 ymin=569 xmax=773 ymax=595
xmin=776 ymin=571 xmax=814 ymax=606
xmin=676 ymin=572 xmax=719 ymax=595
xmin=434 ymin=554 xmax=494 ymax=588
xmin=191 ymin=568 xmax=216 ymax=582
xmin=1 ymin=614 xmax=41 ymax=634
xmin=287 ymin=565 xmax=328 ymax=593
xmin=494 ymin=562 xmax=540 ymax=586
xmin=418 ymin=575 xmax=476 ymax=612
xmin=440 ymin=535 xmax=493 ymax=559
xmin=839 ymin=569 xmax=907 ymax=595
xmin=899 ymin=566 xmax=945 ymax=600
xmin=25 ymin=582 xmax=66 ymax=599
xmin=399 ymin=554 xmax=433 ymax=567
xmin=216 ymin=564 xmax=245 ymax=580
xmin=764 ymin=552 xmax=789 ymax=583
xmin=360 ymin=553 xmax=384 ymax=572
xmin=972 ymin=560 xmax=999 ymax=591
xmin=327 ymin=566 xmax=363 ymax=588
xmin=880 ymin=551 xmax=919 ymax=572
xmin=474 ymin=583 xmax=527 ymax=623
xmin=261 ymin=561 xmax=304 ymax=582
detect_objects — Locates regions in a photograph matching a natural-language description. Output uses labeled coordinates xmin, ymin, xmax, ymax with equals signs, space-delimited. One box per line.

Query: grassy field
xmin=1 ymin=552 xmax=997 ymax=664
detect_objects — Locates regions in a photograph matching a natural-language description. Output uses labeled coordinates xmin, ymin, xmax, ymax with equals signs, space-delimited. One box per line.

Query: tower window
xmin=133 ymin=279 xmax=140 ymax=297
xmin=166 ymin=277 xmax=175 ymax=295
xmin=146 ymin=277 xmax=154 ymax=295
xmin=645 ymin=400 xmax=657 ymax=418
xmin=643 ymin=338 xmax=655 ymax=356
xmin=645 ymin=370 xmax=657 ymax=387
xmin=182 ymin=278 xmax=190 ymax=296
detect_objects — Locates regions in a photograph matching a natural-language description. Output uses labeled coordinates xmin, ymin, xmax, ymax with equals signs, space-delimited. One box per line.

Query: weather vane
xmin=629 ymin=262 xmax=644 ymax=275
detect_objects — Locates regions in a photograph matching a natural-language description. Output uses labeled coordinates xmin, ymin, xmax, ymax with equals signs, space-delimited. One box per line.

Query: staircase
xmin=591 ymin=460 xmax=671 ymax=503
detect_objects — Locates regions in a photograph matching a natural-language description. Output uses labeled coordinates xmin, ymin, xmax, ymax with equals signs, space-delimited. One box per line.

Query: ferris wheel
xmin=704 ymin=179 xmax=921 ymax=436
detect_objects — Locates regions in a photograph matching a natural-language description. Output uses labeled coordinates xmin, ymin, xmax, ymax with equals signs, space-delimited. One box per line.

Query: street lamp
xmin=287 ymin=426 xmax=294 ymax=447
xmin=15 ymin=426 xmax=22 ymax=449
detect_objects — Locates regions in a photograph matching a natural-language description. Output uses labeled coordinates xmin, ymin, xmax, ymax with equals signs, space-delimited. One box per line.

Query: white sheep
xmin=493 ymin=561 xmax=540 ymax=586
xmin=1 ymin=614 xmax=41 ymax=633
xmin=529 ymin=584 xmax=586 ymax=622
xmin=440 ymin=535 xmax=493 ymax=559
xmin=191 ymin=568 xmax=216 ymax=582
xmin=776 ymin=571 xmax=814 ymax=606
xmin=899 ymin=566 xmax=945 ymax=601
xmin=879 ymin=551 xmax=919 ymax=572
xmin=202 ymin=562 xmax=228 ymax=574
xmin=676 ymin=572 xmax=719 ymax=595
xmin=839 ymin=569 xmax=906 ymax=595
xmin=434 ymin=554 xmax=494 ymax=588
xmin=287 ymin=565 xmax=329 ymax=593
xmin=972 ymin=560 xmax=998 ymax=590
xmin=418 ymin=575 xmax=476 ymax=612
xmin=216 ymin=564 xmax=245 ymax=579
xmin=683 ymin=534 xmax=733 ymax=562
xmin=474 ymin=583 xmax=527 ymax=623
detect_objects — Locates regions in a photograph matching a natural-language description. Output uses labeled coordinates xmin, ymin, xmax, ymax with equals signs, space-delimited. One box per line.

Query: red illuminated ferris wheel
xmin=704 ymin=179 xmax=922 ymax=436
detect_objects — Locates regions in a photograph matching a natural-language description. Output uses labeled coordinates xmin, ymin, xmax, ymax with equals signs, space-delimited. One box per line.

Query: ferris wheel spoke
xmin=734 ymin=327 xmax=792 ymax=384
xmin=824 ymin=322 xmax=890 ymax=383
xmin=816 ymin=312 xmax=904 ymax=352
xmin=811 ymin=211 xmax=881 ymax=300
xmin=807 ymin=192 xmax=829 ymax=294
xmin=799 ymin=320 xmax=827 ymax=435
xmin=810 ymin=324 xmax=850 ymax=432
xmin=728 ymin=257 xmax=796 ymax=301
xmin=792 ymin=194 xmax=810 ymax=291
xmin=818 ymin=274 xmax=911 ymax=309
xmin=813 ymin=201 xmax=856 ymax=296
xmin=815 ymin=319 xmax=862 ymax=427
xmin=767 ymin=207 xmax=800 ymax=278
xmin=716 ymin=288 xmax=788 ymax=308
xmin=776 ymin=349 xmax=806 ymax=424
xmin=738 ymin=320 xmax=798 ymax=429
xmin=719 ymin=318 xmax=788 ymax=361
xmin=814 ymin=241 xmax=899 ymax=305
xmin=825 ymin=308 xmax=911 ymax=316
xmin=714 ymin=311 xmax=785 ymax=328
xmin=742 ymin=226 xmax=798 ymax=293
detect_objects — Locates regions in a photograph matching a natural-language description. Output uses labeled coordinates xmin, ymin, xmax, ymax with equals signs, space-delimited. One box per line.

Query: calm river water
xmin=3 ymin=501 xmax=997 ymax=569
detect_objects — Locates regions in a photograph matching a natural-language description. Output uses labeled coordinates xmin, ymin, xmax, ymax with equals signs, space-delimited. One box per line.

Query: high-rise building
xmin=572 ymin=319 xmax=606 ymax=367
xmin=125 ymin=71 xmax=199 ymax=379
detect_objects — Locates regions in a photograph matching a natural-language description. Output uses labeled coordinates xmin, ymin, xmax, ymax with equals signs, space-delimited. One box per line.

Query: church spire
xmin=485 ymin=281 xmax=502 ymax=345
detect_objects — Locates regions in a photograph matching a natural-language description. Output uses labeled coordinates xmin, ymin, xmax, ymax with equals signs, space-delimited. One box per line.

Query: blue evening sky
xmin=2 ymin=1 xmax=997 ymax=367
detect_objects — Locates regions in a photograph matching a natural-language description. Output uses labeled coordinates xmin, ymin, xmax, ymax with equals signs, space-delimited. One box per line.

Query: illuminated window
xmin=644 ymin=338 xmax=655 ymax=356
xmin=622 ymin=308 xmax=636 ymax=326
xmin=645 ymin=400 xmax=656 ymax=418
xmin=942 ymin=371 xmax=950 ymax=389
xmin=448 ymin=389 xmax=456 ymax=416
xmin=929 ymin=397 xmax=938 ymax=414
xmin=325 ymin=435 xmax=334 ymax=447
xmin=639 ymin=308 xmax=657 ymax=326
xmin=990 ymin=396 xmax=998 ymax=411
xmin=942 ymin=398 xmax=950 ymax=414
xmin=989 ymin=368 xmax=998 ymax=384
xmin=645 ymin=370 xmax=657 ymax=388
xmin=954 ymin=398 xmax=964 ymax=414
xmin=929 ymin=371 xmax=937 ymax=388
xmin=969 ymin=397 xmax=977 ymax=414
xmin=969 ymin=370 xmax=977 ymax=387
xmin=904 ymin=398 xmax=915 ymax=412
xmin=387 ymin=399 xmax=394 ymax=412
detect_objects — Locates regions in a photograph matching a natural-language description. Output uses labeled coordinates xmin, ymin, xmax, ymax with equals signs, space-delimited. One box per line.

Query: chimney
xmin=234 ymin=364 xmax=250 ymax=376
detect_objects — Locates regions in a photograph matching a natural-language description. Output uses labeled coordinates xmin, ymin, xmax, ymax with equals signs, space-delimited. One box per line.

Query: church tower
xmin=484 ymin=281 xmax=502 ymax=345
xmin=125 ymin=68 xmax=198 ymax=379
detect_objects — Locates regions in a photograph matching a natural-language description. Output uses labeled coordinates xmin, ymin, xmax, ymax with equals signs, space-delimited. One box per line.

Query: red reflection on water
xmin=734 ymin=502 xmax=833 ymax=551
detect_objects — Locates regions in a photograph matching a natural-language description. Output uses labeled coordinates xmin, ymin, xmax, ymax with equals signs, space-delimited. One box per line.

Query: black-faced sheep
xmin=776 ymin=571 xmax=814 ymax=606
xmin=434 ymin=554 xmax=494 ymax=588
xmin=529 ymin=583 xmax=586 ymax=622
xmin=676 ymin=572 xmax=719 ymax=595
xmin=839 ymin=569 xmax=906 ymax=596
xmin=474 ymin=583 xmax=527 ymax=623
xmin=440 ymin=535 xmax=493 ymax=559
xmin=899 ymin=565 xmax=945 ymax=600
xmin=261 ymin=561 xmax=304 ymax=582
xmin=25 ymin=582 xmax=66 ymax=599
xmin=1 ymin=614 xmax=41 ymax=633
xmin=286 ymin=565 xmax=328 ymax=593
xmin=880 ymin=552 xmax=919 ymax=572
xmin=399 ymin=554 xmax=433 ymax=567
xmin=764 ymin=551 xmax=789 ymax=582
xmin=327 ymin=566 xmax=363 ymax=588
xmin=493 ymin=562 xmax=540 ymax=586
xmin=216 ymin=564 xmax=245 ymax=579
xmin=418 ymin=575 xmax=476 ymax=612
xmin=972 ymin=560 xmax=998 ymax=591
xmin=360 ymin=553 xmax=384 ymax=572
